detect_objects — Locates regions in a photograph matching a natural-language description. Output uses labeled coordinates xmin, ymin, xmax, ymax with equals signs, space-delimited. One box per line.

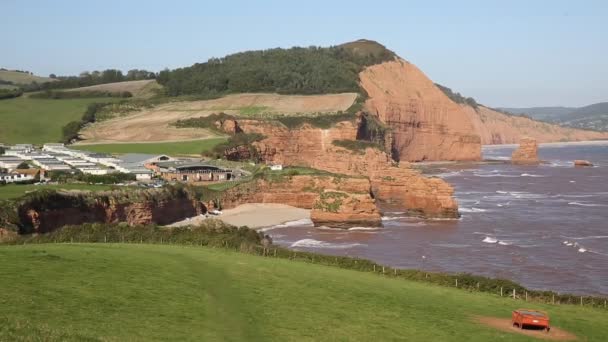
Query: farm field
xmin=72 ymin=137 xmax=227 ymax=156
xmin=79 ymin=92 xmax=357 ymax=143
xmin=0 ymin=70 xmax=55 ymax=85
xmin=0 ymin=96 xmax=118 ymax=144
xmin=0 ymin=243 xmax=606 ymax=341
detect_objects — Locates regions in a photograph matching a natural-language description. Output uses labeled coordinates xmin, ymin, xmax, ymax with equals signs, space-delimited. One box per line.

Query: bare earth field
xmin=474 ymin=316 xmax=578 ymax=341
xmin=66 ymin=79 xmax=161 ymax=98
xmin=79 ymin=93 xmax=357 ymax=143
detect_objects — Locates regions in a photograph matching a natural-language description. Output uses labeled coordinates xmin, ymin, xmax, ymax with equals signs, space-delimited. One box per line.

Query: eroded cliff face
xmin=216 ymin=175 xmax=382 ymax=227
xmin=311 ymin=191 xmax=382 ymax=228
xmin=18 ymin=192 xmax=204 ymax=234
xmin=359 ymin=59 xmax=482 ymax=162
xmin=220 ymin=118 xmax=459 ymax=219
xmin=462 ymin=105 xmax=608 ymax=144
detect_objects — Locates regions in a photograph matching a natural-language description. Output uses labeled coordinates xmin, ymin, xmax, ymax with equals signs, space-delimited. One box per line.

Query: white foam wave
xmin=498 ymin=241 xmax=513 ymax=246
xmin=521 ymin=173 xmax=544 ymax=177
xmin=381 ymin=216 xmax=408 ymax=221
xmin=568 ymin=202 xmax=606 ymax=207
xmin=435 ymin=171 xmax=462 ymax=178
xmin=259 ymin=218 xmax=314 ymax=232
xmin=459 ymin=207 xmax=487 ymax=213
xmin=563 ymin=235 xmax=608 ymax=240
xmin=290 ymin=238 xmax=364 ymax=249
xmin=496 ymin=190 xmax=508 ymax=194
xmin=431 ymin=243 xmax=471 ymax=248
xmin=483 ymin=237 xmax=498 ymax=244
xmin=348 ymin=227 xmax=382 ymax=231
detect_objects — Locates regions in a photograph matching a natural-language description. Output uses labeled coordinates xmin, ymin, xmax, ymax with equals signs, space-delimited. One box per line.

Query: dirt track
xmin=80 ymin=93 xmax=357 ymax=143
xmin=474 ymin=316 xmax=577 ymax=341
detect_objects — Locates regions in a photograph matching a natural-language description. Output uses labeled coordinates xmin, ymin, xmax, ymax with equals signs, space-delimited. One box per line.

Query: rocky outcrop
xmin=462 ymin=105 xmax=608 ymax=144
xmin=359 ymin=59 xmax=482 ymax=162
xmin=219 ymin=116 xmax=460 ymax=219
xmin=574 ymin=160 xmax=593 ymax=167
xmin=311 ymin=191 xmax=382 ymax=228
xmin=0 ymin=228 xmax=18 ymax=242
xmin=511 ymin=137 xmax=539 ymax=164
xmin=214 ymin=174 xmax=381 ymax=228
xmin=17 ymin=189 xmax=206 ymax=234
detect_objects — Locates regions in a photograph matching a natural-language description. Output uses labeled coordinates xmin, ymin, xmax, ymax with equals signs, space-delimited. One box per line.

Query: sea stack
xmin=574 ymin=160 xmax=593 ymax=167
xmin=511 ymin=137 xmax=539 ymax=164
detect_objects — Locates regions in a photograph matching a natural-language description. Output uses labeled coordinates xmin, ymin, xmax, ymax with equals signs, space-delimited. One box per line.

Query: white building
xmin=0 ymin=173 xmax=34 ymax=183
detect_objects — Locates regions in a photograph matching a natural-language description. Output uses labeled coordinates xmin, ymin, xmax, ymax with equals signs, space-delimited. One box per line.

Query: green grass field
xmin=72 ymin=137 xmax=227 ymax=156
xmin=0 ymin=184 xmax=116 ymax=200
xmin=0 ymin=97 xmax=118 ymax=144
xmin=0 ymin=244 xmax=606 ymax=341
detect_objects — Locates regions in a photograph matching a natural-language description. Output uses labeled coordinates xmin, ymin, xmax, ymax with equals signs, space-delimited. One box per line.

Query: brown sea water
xmin=264 ymin=142 xmax=608 ymax=296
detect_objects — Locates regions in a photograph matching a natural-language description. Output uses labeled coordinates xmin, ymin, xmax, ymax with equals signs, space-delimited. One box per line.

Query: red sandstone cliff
xmin=359 ymin=59 xmax=482 ymax=162
xmin=18 ymin=190 xmax=205 ymax=234
xmin=462 ymin=105 xmax=608 ymax=144
xmin=220 ymin=118 xmax=459 ymax=219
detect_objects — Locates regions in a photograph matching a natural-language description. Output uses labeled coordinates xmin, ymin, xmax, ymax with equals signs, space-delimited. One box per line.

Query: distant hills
xmin=499 ymin=102 xmax=608 ymax=131
xmin=0 ymin=69 xmax=55 ymax=88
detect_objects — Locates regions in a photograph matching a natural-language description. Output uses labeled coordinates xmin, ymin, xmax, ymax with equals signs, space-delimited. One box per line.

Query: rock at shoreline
xmin=310 ymin=191 xmax=382 ymax=229
xmin=511 ymin=137 xmax=539 ymax=164
xmin=574 ymin=160 xmax=593 ymax=167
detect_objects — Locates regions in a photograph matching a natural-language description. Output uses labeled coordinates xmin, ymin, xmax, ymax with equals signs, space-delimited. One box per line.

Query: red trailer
xmin=512 ymin=309 xmax=550 ymax=331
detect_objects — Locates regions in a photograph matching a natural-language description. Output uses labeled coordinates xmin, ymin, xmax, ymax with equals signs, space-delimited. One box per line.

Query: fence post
xmin=552 ymin=294 xmax=555 ymax=304
xmin=394 ymin=269 xmax=397 ymax=276
xmin=104 ymin=235 xmax=107 ymax=243
xmin=500 ymin=287 xmax=503 ymax=297
xmin=274 ymin=249 xmax=277 ymax=257
xmin=604 ymin=300 xmax=606 ymax=309
xmin=373 ymin=265 xmax=376 ymax=272
xmin=525 ymin=291 xmax=528 ymax=301
xmin=513 ymin=289 xmax=516 ymax=299
xmin=477 ymin=282 xmax=480 ymax=291
xmin=455 ymin=279 xmax=458 ymax=287
xmin=382 ymin=266 xmax=385 ymax=274
xmin=580 ymin=296 xmax=583 ymax=306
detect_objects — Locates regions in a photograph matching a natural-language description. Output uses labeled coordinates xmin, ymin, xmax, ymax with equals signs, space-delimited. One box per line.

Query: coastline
xmin=169 ymin=203 xmax=310 ymax=229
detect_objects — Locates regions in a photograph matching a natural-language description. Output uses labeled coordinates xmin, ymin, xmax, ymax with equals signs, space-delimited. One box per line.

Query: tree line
xmin=157 ymin=45 xmax=396 ymax=97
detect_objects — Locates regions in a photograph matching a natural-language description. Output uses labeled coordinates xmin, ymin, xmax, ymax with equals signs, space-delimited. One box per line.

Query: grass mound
xmin=0 ymin=244 xmax=606 ymax=341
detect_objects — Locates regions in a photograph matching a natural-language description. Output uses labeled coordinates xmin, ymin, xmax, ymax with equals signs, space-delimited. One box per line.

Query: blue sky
xmin=2 ymin=0 xmax=607 ymax=107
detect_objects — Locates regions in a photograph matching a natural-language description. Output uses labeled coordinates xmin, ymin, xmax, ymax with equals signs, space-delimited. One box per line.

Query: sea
xmin=263 ymin=141 xmax=608 ymax=296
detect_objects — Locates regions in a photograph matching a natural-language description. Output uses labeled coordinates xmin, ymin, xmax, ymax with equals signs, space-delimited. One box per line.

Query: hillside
xmin=65 ymin=79 xmax=162 ymax=99
xmin=0 ymin=96 xmax=120 ymax=144
xmin=500 ymin=102 xmax=608 ymax=131
xmin=1 ymin=243 xmax=605 ymax=340
xmin=0 ymin=69 xmax=55 ymax=85
xmin=78 ymin=92 xmax=357 ymax=143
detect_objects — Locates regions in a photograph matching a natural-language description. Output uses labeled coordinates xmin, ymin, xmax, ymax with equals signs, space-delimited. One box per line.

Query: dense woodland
xmin=157 ymin=43 xmax=396 ymax=97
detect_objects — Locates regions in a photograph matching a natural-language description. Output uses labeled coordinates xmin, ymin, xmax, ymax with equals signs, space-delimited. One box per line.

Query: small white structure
xmin=270 ymin=164 xmax=283 ymax=171
xmin=0 ymin=173 xmax=34 ymax=183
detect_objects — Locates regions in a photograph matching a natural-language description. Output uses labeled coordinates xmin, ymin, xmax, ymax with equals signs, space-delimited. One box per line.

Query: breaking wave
xmin=290 ymin=239 xmax=365 ymax=249
xmin=568 ymin=202 xmax=606 ymax=207
xmin=521 ymin=173 xmax=544 ymax=177
xmin=459 ymin=207 xmax=487 ymax=213
xmin=259 ymin=218 xmax=314 ymax=231
xmin=348 ymin=227 xmax=382 ymax=231
xmin=482 ymin=237 xmax=498 ymax=244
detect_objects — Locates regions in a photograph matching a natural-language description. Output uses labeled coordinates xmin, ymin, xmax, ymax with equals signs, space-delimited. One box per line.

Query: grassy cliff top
xmin=0 ymin=243 xmax=605 ymax=340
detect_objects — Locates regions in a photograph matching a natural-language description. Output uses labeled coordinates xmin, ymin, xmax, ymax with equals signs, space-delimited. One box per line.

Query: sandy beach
xmin=169 ymin=203 xmax=310 ymax=229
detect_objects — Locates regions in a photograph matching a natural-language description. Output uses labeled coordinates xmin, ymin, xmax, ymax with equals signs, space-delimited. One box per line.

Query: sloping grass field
xmin=0 ymin=244 xmax=606 ymax=341
xmin=73 ymin=137 xmax=227 ymax=155
xmin=0 ymin=184 xmax=116 ymax=200
xmin=0 ymin=97 xmax=118 ymax=144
